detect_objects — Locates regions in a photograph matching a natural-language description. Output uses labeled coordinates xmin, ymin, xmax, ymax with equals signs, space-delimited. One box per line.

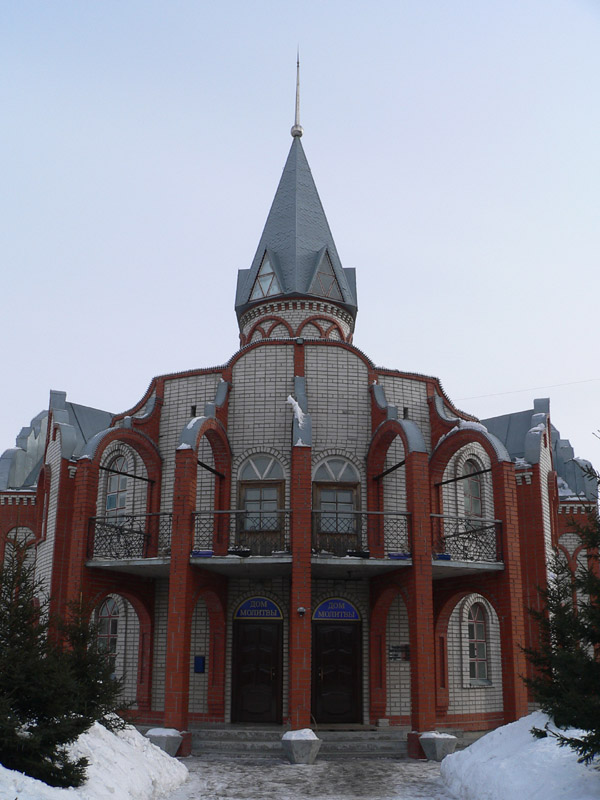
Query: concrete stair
xmin=189 ymin=725 xmax=486 ymax=760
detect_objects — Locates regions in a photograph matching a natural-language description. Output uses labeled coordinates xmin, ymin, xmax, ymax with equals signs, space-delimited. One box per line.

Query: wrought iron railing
xmin=88 ymin=513 xmax=172 ymax=560
xmin=431 ymin=514 xmax=502 ymax=563
xmin=311 ymin=511 xmax=411 ymax=557
xmin=193 ymin=510 xmax=291 ymax=556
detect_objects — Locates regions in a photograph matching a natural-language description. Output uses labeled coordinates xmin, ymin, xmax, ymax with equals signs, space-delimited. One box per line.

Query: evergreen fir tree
xmin=57 ymin=599 xmax=127 ymax=734
xmin=0 ymin=540 xmax=88 ymax=786
xmin=0 ymin=537 xmax=126 ymax=787
xmin=525 ymin=466 xmax=600 ymax=764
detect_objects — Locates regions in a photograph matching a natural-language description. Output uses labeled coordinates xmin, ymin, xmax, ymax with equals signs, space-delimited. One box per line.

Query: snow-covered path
xmin=165 ymin=757 xmax=457 ymax=800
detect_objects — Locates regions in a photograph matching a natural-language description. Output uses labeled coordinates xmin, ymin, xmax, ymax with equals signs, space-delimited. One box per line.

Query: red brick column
xmin=491 ymin=460 xmax=529 ymax=723
xmin=164 ymin=448 xmax=198 ymax=731
xmin=288 ymin=444 xmax=312 ymax=728
xmin=405 ymin=450 xmax=436 ymax=757
xmin=66 ymin=458 xmax=99 ymax=604
xmin=515 ymin=464 xmax=550 ymax=695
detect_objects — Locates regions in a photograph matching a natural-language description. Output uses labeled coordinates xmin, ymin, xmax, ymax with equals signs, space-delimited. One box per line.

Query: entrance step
xmin=189 ymin=725 xmax=488 ymax=760
xmin=191 ymin=726 xmax=406 ymax=760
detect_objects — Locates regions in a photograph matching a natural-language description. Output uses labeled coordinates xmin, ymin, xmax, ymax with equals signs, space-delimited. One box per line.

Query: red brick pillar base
xmin=176 ymin=731 xmax=193 ymax=757
xmin=407 ymin=732 xmax=427 ymax=759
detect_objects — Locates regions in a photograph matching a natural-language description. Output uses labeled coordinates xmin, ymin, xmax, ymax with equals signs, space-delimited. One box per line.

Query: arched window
xmin=468 ymin=603 xmax=487 ymax=680
xmin=462 ymin=460 xmax=482 ymax=517
xmin=313 ymin=458 xmax=361 ymax=555
xmin=237 ymin=455 xmax=285 ymax=554
xmin=97 ymin=597 xmax=119 ymax=657
xmin=105 ymin=455 xmax=128 ymax=518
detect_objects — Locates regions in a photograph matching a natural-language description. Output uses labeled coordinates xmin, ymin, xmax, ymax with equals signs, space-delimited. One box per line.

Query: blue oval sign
xmin=313 ymin=598 xmax=360 ymax=621
xmin=234 ymin=597 xmax=283 ymax=620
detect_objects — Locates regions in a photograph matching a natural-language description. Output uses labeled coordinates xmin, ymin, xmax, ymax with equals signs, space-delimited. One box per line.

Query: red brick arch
xmin=91 ymin=429 xmax=163 ymax=516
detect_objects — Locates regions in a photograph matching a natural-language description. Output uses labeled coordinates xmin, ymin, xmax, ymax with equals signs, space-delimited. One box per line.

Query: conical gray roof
xmin=235 ymin=137 xmax=357 ymax=321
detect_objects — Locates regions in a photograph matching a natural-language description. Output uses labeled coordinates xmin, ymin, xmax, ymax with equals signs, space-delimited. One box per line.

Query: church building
xmin=1 ymin=88 xmax=596 ymax=757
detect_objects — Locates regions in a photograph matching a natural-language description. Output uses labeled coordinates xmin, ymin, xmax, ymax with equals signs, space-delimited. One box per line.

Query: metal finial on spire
xmin=291 ymin=50 xmax=303 ymax=138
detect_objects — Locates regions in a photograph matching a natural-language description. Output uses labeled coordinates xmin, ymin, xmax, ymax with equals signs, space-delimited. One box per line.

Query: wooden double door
xmin=312 ymin=622 xmax=362 ymax=723
xmin=231 ymin=619 xmax=362 ymax=724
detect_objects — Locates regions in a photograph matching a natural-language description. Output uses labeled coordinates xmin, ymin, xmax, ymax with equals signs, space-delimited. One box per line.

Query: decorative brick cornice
xmin=515 ymin=472 xmax=533 ymax=486
xmin=0 ymin=493 xmax=36 ymax=506
xmin=239 ymin=299 xmax=354 ymax=332
xmin=558 ymin=503 xmax=593 ymax=514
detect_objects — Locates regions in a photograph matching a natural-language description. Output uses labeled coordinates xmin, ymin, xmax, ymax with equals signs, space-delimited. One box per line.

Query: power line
xmin=457 ymin=378 xmax=600 ymax=402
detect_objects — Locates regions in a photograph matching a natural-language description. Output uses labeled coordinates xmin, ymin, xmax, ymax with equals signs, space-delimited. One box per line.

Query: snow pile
xmin=282 ymin=728 xmax=319 ymax=740
xmin=0 ymin=721 xmax=188 ymax=800
xmin=420 ymin=731 xmax=456 ymax=739
xmin=286 ymin=395 xmax=306 ymax=428
xmin=441 ymin=712 xmax=600 ymax=800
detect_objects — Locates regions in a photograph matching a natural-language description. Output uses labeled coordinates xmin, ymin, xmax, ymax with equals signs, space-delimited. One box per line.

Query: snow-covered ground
xmin=442 ymin=712 xmax=600 ymax=800
xmin=0 ymin=722 xmax=188 ymax=800
xmin=0 ymin=713 xmax=598 ymax=800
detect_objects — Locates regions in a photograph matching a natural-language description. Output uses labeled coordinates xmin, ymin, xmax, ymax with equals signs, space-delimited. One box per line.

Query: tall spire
xmin=234 ymin=58 xmax=358 ymax=331
xmin=291 ymin=50 xmax=303 ymax=138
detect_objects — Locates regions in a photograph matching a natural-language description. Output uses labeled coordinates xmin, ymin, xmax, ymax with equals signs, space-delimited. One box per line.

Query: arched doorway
xmin=312 ymin=598 xmax=362 ymax=723
xmin=231 ymin=597 xmax=283 ymax=723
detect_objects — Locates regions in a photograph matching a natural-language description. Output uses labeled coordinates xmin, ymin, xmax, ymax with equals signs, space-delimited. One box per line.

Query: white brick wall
xmin=188 ymin=595 xmax=210 ymax=713
xmin=306 ymin=347 xmax=371 ymax=471
xmin=152 ymin=579 xmax=169 ymax=711
xmin=558 ymin=531 xmax=581 ymax=556
xmin=378 ymin=376 xmax=432 ymax=452
xmin=385 ymin=594 xmax=411 ymax=715
xmin=159 ymin=373 xmax=223 ymax=512
xmin=228 ymin=347 xmax=294 ymax=466
xmin=35 ymin=433 xmax=62 ymax=597
xmin=537 ymin=431 xmax=554 ymax=564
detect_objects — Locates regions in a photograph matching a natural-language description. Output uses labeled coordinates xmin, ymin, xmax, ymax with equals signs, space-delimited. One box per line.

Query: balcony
xmin=193 ymin=510 xmax=291 ymax=556
xmin=311 ymin=511 xmax=411 ymax=558
xmin=431 ymin=514 xmax=502 ymax=563
xmin=88 ymin=513 xmax=172 ymax=560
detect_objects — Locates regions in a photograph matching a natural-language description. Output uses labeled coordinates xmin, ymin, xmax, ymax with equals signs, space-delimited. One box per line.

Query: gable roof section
xmin=235 ymin=137 xmax=357 ymax=320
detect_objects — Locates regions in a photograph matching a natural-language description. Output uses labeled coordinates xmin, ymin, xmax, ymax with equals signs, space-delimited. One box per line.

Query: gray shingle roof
xmin=235 ymin=137 xmax=357 ymax=320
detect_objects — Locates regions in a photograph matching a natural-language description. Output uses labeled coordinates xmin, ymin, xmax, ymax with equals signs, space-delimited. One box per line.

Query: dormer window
xmin=309 ymin=252 xmax=343 ymax=301
xmin=250 ymin=255 xmax=281 ymax=300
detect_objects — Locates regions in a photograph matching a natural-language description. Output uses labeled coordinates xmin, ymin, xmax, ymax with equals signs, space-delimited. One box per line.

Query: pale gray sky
xmin=2 ymin=0 xmax=600 ymax=466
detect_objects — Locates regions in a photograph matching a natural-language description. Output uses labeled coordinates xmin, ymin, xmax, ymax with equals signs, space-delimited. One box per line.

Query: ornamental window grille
xmin=313 ymin=458 xmax=360 ymax=535
xmin=250 ymin=254 xmax=281 ymax=300
xmin=462 ymin=459 xmax=482 ymax=517
xmin=468 ymin=603 xmax=488 ymax=680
